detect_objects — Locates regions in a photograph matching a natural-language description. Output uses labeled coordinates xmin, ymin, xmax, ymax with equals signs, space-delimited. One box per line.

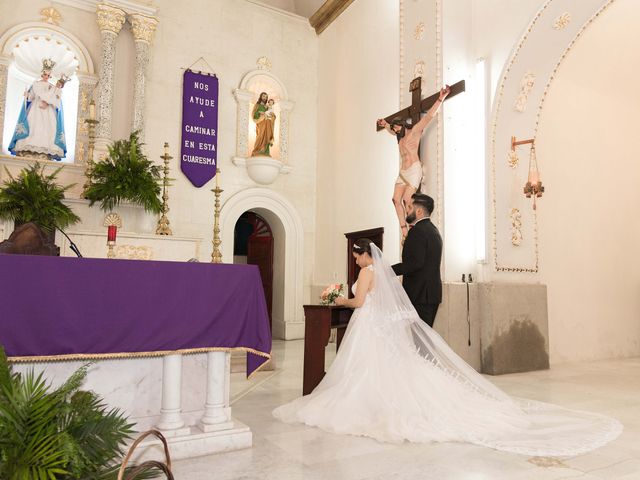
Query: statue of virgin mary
xmin=8 ymin=58 xmax=67 ymax=161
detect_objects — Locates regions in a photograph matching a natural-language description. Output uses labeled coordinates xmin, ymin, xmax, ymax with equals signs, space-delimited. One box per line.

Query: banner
xmin=180 ymin=69 xmax=219 ymax=187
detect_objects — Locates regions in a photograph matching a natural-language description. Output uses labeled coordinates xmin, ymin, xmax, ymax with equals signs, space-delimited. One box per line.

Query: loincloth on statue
xmin=395 ymin=161 xmax=422 ymax=189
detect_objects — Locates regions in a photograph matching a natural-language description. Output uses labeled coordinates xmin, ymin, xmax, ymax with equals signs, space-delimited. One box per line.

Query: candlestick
xmin=156 ymin=142 xmax=173 ymax=236
xmin=82 ymin=112 xmax=100 ymax=197
xmin=211 ymin=170 xmax=223 ymax=263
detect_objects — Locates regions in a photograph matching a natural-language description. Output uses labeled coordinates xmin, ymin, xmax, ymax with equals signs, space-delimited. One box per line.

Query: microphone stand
xmin=56 ymin=226 xmax=83 ymax=258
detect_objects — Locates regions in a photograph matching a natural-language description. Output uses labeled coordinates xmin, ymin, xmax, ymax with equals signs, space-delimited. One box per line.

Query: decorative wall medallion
xmin=514 ymin=71 xmax=536 ymax=112
xmin=527 ymin=457 xmax=568 ymax=468
xmin=257 ymin=56 xmax=272 ymax=71
xmin=40 ymin=7 xmax=62 ymax=25
xmin=413 ymin=60 xmax=425 ymax=78
xmin=507 ymin=150 xmax=519 ymax=168
xmin=510 ymin=208 xmax=523 ymax=246
xmin=414 ymin=22 xmax=425 ymax=40
xmin=115 ymin=245 xmax=153 ymax=260
xmin=553 ymin=12 xmax=571 ymax=30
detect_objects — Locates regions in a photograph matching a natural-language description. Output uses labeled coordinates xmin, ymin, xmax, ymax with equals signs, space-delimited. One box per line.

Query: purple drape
xmin=0 ymin=255 xmax=271 ymax=377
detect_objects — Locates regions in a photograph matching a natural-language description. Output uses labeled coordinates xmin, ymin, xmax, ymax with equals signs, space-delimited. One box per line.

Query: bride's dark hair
xmin=352 ymin=238 xmax=373 ymax=256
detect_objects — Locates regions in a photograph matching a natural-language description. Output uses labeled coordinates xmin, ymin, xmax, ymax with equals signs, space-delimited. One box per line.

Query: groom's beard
xmin=406 ymin=212 xmax=416 ymax=224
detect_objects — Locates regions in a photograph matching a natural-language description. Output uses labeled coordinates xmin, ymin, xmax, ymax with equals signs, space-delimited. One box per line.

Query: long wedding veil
xmin=369 ymin=243 xmax=622 ymax=456
xmin=369 ymin=243 xmax=513 ymax=403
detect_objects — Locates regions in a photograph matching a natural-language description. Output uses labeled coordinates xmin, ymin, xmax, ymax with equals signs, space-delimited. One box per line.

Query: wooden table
xmin=302 ymin=304 xmax=353 ymax=395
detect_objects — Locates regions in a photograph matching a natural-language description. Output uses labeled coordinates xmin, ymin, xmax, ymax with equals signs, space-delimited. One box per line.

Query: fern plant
xmin=84 ymin=131 xmax=162 ymax=214
xmin=0 ymin=347 xmax=157 ymax=480
xmin=0 ymin=163 xmax=80 ymax=232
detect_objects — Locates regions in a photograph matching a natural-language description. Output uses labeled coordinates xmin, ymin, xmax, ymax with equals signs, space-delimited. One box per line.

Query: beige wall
xmin=536 ymin=0 xmax=640 ymax=363
xmin=1 ymin=1 xmax=318 ymax=333
xmin=315 ymin=0 xmax=400 ymax=290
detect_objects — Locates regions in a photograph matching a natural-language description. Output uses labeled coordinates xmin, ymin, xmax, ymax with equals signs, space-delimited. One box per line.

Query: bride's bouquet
xmin=320 ymin=283 xmax=345 ymax=305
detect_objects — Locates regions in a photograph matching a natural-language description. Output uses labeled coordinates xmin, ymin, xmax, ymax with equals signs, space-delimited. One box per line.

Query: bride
xmin=273 ymin=240 xmax=622 ymax=456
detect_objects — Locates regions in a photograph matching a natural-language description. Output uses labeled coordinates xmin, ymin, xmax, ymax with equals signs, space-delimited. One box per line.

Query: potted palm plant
xmin=0 ymin=163 xmax=80 ymax=252
xmin=0 ymin=346 xmax=160 ymax=479
xmin=84 ymin=131 xmax=162 ymax=214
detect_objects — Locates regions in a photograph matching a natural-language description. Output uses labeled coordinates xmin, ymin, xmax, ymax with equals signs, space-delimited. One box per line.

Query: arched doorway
xmin=221 ymin=187 xmax=305 ymax=340
xmin=233 ymin=212 xmax=274 ymax=330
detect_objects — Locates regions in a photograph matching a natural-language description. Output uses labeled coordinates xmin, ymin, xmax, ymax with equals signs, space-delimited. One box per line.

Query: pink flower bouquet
xmin=320 ymin=283 xmax=345 ymax=305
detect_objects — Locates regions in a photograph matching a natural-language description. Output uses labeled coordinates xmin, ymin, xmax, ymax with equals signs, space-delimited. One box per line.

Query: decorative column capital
xmin=96 ymin=4 xmax=126 ymax=35
xmin=233 ymin=89 xmax=253 ymax=102
xmin=130 ymin=14 xmax=159 ymax=44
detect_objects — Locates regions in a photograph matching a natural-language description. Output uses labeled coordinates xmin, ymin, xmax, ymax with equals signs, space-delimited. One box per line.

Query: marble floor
xmin=174 ymin=340 xmax=640 ymax=479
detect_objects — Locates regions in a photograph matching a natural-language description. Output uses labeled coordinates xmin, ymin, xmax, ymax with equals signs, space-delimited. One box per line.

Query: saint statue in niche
xmin=251 ymin=92 xmax=277 ymax=157
xmin=8 ymin=58 xmax=68 ymax=161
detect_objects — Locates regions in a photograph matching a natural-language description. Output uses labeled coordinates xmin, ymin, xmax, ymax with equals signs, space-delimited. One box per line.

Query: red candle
xmin=107 ymin=225 xmax=117 ymax=242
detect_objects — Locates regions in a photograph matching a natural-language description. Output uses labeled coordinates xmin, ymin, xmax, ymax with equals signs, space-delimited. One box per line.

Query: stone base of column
xmin=157 ymin=426 xmax=192 ymax=438
xmin=129 ymin=418 xmax=252 ymax=462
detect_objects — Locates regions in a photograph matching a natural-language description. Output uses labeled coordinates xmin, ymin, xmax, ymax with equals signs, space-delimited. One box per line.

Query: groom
xmin=392 ymin=193 xmax=442 ymax=327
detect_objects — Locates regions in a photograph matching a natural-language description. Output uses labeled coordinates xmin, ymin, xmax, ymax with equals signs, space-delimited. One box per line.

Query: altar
xmin=0 ymin=254 xmax=272 ymax=460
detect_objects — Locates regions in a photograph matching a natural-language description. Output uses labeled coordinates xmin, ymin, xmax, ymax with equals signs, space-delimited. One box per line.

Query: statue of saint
xmin=251 ymin=92 xmax=276 ymax=157
xmin=9 ymin=58 xmax=67 ymax=161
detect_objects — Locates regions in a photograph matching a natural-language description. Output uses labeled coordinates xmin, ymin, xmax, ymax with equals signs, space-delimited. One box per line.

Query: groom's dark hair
xmin=412 ymin=193 xmax=434 ymax=216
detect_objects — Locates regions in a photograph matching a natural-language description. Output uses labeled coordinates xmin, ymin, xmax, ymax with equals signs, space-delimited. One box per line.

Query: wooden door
xmin=344 ymin=227 xmax=384 ymax=298
xmin=246 ymin=213 xmax=274 ymax=329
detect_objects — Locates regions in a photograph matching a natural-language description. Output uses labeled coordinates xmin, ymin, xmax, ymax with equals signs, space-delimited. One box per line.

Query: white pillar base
xmin=130 ymin=419 xmax=252 ymax=462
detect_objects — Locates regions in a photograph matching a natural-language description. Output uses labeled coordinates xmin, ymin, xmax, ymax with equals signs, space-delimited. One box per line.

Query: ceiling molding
xmin=309 ymin=0 xmax=355 ymax=34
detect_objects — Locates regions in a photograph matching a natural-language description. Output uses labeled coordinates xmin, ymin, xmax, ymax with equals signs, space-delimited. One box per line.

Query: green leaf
xmin=84 ymin=131 xmax=163 ymax=214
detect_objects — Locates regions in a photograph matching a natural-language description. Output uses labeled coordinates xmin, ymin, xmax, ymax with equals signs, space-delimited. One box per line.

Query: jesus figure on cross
xmin=377 ymin=84 xmax=451 ymax=240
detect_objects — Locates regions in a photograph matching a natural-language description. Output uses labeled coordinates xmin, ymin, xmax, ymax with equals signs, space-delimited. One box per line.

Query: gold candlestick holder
xmin=211 ymin=170 xmax=223 ymax=263
xmin=156 ymin=142 xmax=173 ymax=235
xmin=83 ymin=117 xmax=99 ymax=197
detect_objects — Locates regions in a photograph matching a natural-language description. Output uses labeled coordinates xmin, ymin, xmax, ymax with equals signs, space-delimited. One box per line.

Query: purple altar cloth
xmin=0 ymin=255 xmax=271 ymax=377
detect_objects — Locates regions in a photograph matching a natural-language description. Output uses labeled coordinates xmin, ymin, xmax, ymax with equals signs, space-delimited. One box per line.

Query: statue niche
xmin=232 ymin=63 xmax=294 ymax=185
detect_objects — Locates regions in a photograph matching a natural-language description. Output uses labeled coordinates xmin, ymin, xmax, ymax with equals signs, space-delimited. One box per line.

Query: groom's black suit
xmin=392 ymin=217 xmax=442 ymax=327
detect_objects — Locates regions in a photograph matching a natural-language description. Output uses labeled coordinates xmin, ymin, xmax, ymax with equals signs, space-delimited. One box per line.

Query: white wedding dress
xmin=273 ymin=245 xmax=622 ymax=456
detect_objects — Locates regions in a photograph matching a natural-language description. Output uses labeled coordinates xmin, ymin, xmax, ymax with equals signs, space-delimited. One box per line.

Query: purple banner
xmin=180 ymin=70 xmax=219 ymax=187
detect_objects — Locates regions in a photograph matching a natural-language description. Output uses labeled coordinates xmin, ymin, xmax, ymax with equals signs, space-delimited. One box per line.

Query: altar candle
xmin=164 ymin=142 xmax=169 ymax=157
xmin=89 ymin=100 xmax=96 ymax=120
xmin=215 ymin=167 xmax=220 ymax=188
xmin=107 ymin=225 xmax=117 ymax=242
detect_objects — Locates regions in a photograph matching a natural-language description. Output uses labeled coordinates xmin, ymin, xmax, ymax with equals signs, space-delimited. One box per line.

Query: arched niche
xmin=489 ymin=0 xmax=614 ymax=275
xmin=0 ymin=22 xmax=98 ymax=164
xmin=232 ymin=65 xmax=294 ymax=185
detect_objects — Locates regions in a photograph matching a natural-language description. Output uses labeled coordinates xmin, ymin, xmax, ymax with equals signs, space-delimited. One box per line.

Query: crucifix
xmin=377 ymin=77 xmax=465 ymax=240
xmin=376 ymin=77 xmax=465 ymax=132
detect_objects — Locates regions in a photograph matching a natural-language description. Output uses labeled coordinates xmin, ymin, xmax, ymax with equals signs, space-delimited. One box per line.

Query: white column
xmin=278 ymin=99 xmax=295 ymax=164
xmin=95 ymin=4 xmax=126 ymax=154
xmin=130 ymin=14 xmax=158 ymax=135
xmin=156 ymin=354 xmax=190 ymax=436
xmin=233 ymin=89 xmax=253 ymax=160
xmin=0 ymin=55 xmax=11 ymax=152
xmin=75 ymin=73 xmax=99 ymax=165
xmin=198 ymin=351 xmax=233 ymax=432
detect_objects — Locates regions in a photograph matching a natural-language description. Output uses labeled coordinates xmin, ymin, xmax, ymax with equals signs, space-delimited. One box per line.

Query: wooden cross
xmin=376 ymin=77 xmax=465 ymax=131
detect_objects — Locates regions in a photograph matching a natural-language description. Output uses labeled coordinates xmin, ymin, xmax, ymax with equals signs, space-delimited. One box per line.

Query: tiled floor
xmin=174 ymin=339 xmax=640 ymax=479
